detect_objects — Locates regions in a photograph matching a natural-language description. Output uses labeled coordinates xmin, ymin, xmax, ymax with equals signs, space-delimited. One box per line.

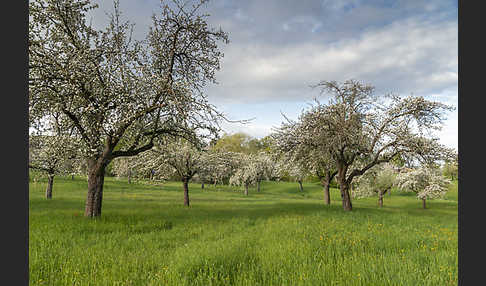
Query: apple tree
xmin=29 ymin=0 xmax=229 ymax=216
xmin=395 ymin=166 xmax=451 ymax=209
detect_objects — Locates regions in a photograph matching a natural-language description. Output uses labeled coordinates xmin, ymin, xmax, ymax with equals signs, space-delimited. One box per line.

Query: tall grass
xmin=29 ymin=175 xmax=457 ymax=285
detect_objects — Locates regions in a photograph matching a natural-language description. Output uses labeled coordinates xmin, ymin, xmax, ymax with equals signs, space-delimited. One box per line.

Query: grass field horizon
xmin=29 ymin=175 xmax=458 ymax=285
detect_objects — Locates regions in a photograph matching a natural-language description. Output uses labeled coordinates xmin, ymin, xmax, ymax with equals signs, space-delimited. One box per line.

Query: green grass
xmin=29 ymin=176 xmax=458 ymax=285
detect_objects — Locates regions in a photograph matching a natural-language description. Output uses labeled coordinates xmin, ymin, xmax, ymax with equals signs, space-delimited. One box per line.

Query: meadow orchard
xmin=29 ymin=0 xmax=455 ymax=215
xmin=272 ymin=80 xmax=455 ymax=211
xmin=29 ymin=0 xmax=229 ymax=217
xmin=29 ymin=0 xmax=458 ymax=285
xmin=29 ymin=176 xmax=458 ymax=285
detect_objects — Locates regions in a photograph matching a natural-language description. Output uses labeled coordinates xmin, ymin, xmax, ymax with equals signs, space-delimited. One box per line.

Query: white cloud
xmin=207 ymin=17 xmax=457 ymax=104
xmin=435 ymin=109 xmax=458 ymax=150
xmin=84 ymin=0 xmax=457 ymax=149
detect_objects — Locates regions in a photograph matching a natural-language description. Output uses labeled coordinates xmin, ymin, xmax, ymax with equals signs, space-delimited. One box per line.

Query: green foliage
xmin=30 ymin=177 xmax=457 ymax=285
xmin=213 ymin=133 xmax=270 ymax=155
xmin=105 ymin=161 xmax=115 ymax=177
xmin=213 ymin=133 xmax=251 ymax=153
xmin=390 ymin=154 xmax=407 ymax=167
xmin=442 ymin=161 xmax=458 ymax=180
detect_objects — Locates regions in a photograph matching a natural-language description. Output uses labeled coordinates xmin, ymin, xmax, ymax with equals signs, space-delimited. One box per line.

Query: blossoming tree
xmin=289 ymin=79 xmax=454 ymax=211
xmin=284 ymin=160 xmax=308 ymax=192
xmin=29 ymin=134 xmax=78 ymax=199
xmin=29 ymin=0 xmax=229 ymax=216
xmin=139 ymin=138 xmax=206 ymax=206
xmin=272 ymin=114 xmax=338 ymax=204
xmin=442 ymin=159 xmax=458 ymax=181
xmin=197 ymin=150 xmax=240 ymax=188
xmin=353 ymin=163 xmax=397 ymax=207
xmin=111 ymin=156 xmax=143 ymax=184
xmin=395 ymin=167 xmax=451 ymax=209
xmin=229 ymin=157 xmax=256 ymax=196
xmin=229 ymin=152 xmax=277 ymax=195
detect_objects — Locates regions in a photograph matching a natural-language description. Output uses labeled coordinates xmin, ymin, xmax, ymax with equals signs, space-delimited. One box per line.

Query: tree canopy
xmin=353 ymin=163 xmax=397 ymax=207
xmin=395 ymin=166 xmax=451 ymax=209
xmin=29 ymin=0 xmax=229 ymax=217
xmin=272 ymin=79 xmax=454 ymax=210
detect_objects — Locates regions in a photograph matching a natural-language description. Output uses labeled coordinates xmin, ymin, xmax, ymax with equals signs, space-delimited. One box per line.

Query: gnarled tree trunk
xmin=340 ymin=184 xmax=352 ymax=211
xmin=84 ymin=157 xmax=109 ymax=217
xmin=244 ymin=184 xmax=249 ymax=196
xmin=337 ymin=163 xmax=352 ymax=211
xmin=201 ymin=182 xmax=204 ymax=189
xmin=45 ymin=173 xmax=54 ymax=199
xmin=422 ymin=198 xmax=426 ymax=209
xmin=298 ymin=180 xmax=303 ymax=192
xmin=183 ymin=178 xmax=190 ymax=207
xmin=85 ymin=170 xmax=105 ymax=217
xmin=338 ymin=176 xmax=352 ymax=211
xmin=257 ymin=180 xmax=261 ymax=192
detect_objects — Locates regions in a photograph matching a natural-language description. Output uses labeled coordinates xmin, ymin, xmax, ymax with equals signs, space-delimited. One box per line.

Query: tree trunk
xmin=321 ymin=170 xmax=338 ymax=205
xmin=71 ymin=174 xmax=74 ymax=180
xmin=183 ymin=178 xmax=190 ymax=207
xmin=84 ymin=158 xmax=107 ymax=217
xmin=128 ymin=170 xmax=131 ymax=184
xmin=257 ymin=180 xmax=261 ymax=192
xmin=336 ymin=164 xmax=352 ymax=211
xmin=320 ymin=173 xmax=332 ymax=205
xmin=339 ymin=182 xmax=352 ymax=211
xmin=298 ymin=180 xmax=303 ymax=192
xmin=422 ymin=198 xmax=426 ymax=209
xmin=244 ymin=184 xmax=249 ymax=196
xmin=201 ymin=182 xmax=204 ymax=189
xmin=45 ymin=174 xmax=54 ymax=199
xmin=322 ymin=182 xmax=330 ymax=205
xmin=378 ymin=189 xmax=389 ymax=207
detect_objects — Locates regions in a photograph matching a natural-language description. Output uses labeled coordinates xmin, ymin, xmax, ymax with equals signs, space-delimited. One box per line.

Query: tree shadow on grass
xmin=100 ymin=201 xmax=377 ymax=227
xmin=56 ymin=201 xmax=342 ymax=233
xmin=31 ymin=177 xmax=457 ymax=236
xmin=31 ymin=190 xmax=457 ymax=222
xmin=32 ymin=198 xmax=457 ymax=237
xmin=350 ymin=200 xmax=458 ymax=221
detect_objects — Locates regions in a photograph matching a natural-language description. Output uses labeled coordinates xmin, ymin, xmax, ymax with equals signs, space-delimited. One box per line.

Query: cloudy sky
xmin=90 ymin=0 xmax=458 ymax=150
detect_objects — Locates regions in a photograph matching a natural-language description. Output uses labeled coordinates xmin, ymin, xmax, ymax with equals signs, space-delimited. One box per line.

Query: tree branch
xmin=61 ymin=109 xmax=91 ymax=144
xmin=111 ymin=142 xmax=154 ymax=158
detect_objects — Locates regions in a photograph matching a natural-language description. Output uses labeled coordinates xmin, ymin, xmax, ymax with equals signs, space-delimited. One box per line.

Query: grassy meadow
xmin=29 ymin=175 xmax=458 ymax=285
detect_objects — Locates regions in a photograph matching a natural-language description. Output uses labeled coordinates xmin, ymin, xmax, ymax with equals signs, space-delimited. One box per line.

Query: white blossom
xmin=29 ymin=0 xmax=230 ymax=216
xmin=395 ymin=166 xmax=451 ymax=202
xmin=353 ymin=163 xmax=397 ymax=200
